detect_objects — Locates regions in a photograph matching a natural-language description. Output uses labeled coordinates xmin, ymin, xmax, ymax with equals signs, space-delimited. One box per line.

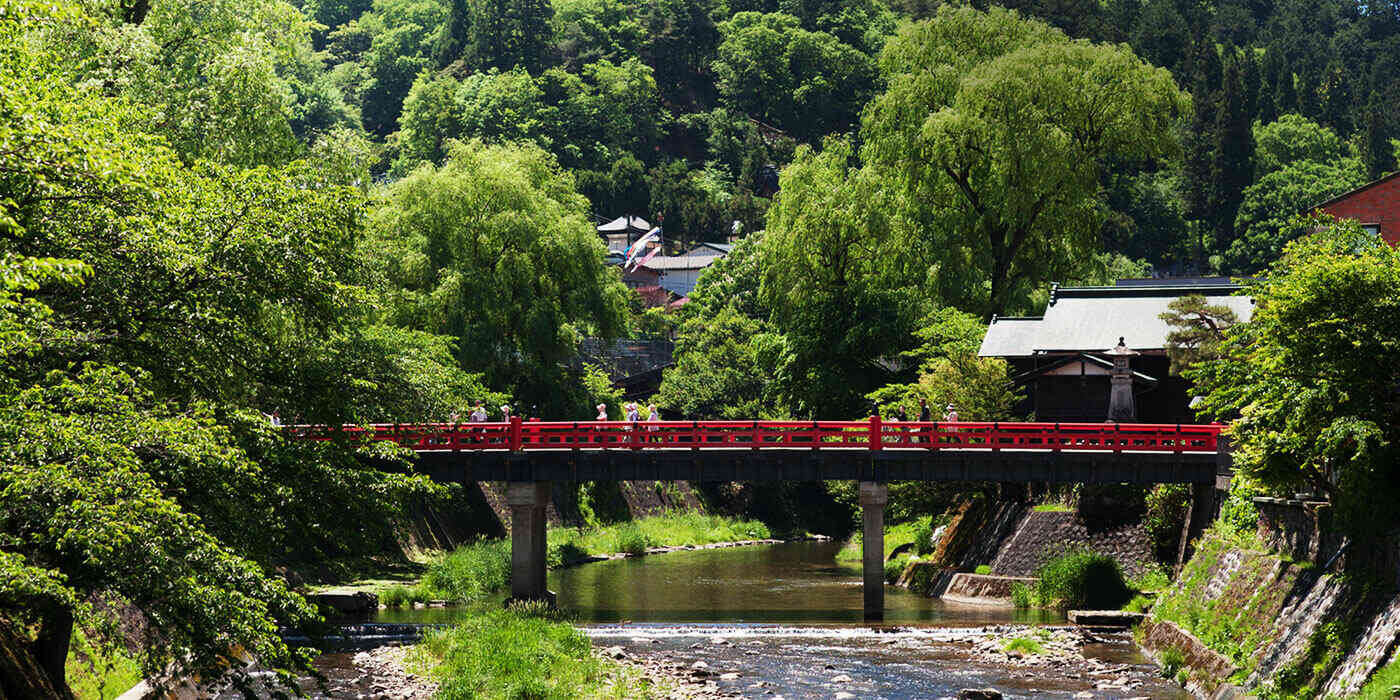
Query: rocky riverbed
xmin=586 ymin=624 xmax=1190 ymax=699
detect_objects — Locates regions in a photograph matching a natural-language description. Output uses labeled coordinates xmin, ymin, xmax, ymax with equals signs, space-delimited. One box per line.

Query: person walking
xmin=943 ymin=403 xmax=959 ymax=422
xmin=646 ymin=404 xmax=662 ymax=443
xmin=468 ymin=400 xmax=488 ymax=423
xmin=893 ymin=405 xmax=909 ymax=443
xmin=918 ymin=398 xmax=932 ymax=444
xmin=595 ymin=403 xmax=609 ymax=421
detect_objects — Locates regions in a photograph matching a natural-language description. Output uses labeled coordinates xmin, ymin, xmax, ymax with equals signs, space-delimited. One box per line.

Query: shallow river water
xmin=371 ymin=541 xmax=1188 ymax=698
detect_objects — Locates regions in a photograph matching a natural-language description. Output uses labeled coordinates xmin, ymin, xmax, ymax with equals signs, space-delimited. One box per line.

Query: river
xmin=370 ymin=540 xmax=1189 ymax=698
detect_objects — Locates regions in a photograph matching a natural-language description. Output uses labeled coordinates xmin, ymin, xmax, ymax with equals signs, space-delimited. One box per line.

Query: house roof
xmin=642 ymin=255 xmax=724 ymax=271
xmin=682 ymin=242 xmax=733 ymax=256
xmin=979 ymin=282 xmax=1254 ymax=358
xmin=1312 ymin=170 xmax=1400 ymax=211
xmin=597 ymin=215 xmax=651 ymax=233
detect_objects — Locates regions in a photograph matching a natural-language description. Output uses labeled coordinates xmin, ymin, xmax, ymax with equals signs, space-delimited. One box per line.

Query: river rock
xmin=958 ymin=689 xmax=1003 ymax=700
xmin=835 ymin=693 xmax=857 ymax=700
xmin=720 ymin=672 xmax=741 ymax=680
xmin=603 ymin=645 xmax=627 ymax=659
xmin=829 ymin=674 xmax=852 ymax=683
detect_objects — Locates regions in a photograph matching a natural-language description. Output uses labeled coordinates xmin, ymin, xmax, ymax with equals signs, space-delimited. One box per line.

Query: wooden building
xmin=978 ymin=279 xmax=1253 ymax=423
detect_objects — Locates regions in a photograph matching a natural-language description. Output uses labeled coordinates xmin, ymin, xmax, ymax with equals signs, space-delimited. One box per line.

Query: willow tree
xmin=861 ymin=6 xmax=1188 ymax=318
xmin=366 ymin=140 xmax=631 ymax=414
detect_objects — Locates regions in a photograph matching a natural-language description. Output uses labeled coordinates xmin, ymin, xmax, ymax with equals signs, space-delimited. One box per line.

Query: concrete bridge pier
xmin=507 ymin=481 xmax=554 ymax=606
xmin=860 ymin=481 xmax=889 ymax=622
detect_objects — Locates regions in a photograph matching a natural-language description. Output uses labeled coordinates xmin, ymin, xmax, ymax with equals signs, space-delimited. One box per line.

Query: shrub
xmin=548 ymin=541 xmax=590 ymax=567
xmin=1159 ymin=646 xmax=1186 ymax=678
xmin=885 ymin=556 xmax=909 ymax=583
xmin=1033 ymin=547 xmax=1131 ymax=610
xmin=423 ymin=540 xmax=512 ymax=603
xmin=613 ymin=524 xmax=652 ymax=555
xmin=1010 ymin=582 xmax=1038 ymax=608
xmin=974 ymin=564 xmax=991 ymax=575
xmin=1002 ymin=637 xmax=1045 ymax=655
xmin=1144 ymin=483 xmax=1190 ymax=560
xmin=913 ymin=518 xmax=934 ymax=556
xmin=1123 ymin=594 xmax=1154 ymax=613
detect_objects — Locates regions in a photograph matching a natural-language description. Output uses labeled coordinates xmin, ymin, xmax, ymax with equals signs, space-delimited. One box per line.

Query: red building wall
xmin=1317 ymin=172 xmax=1400 ymax=245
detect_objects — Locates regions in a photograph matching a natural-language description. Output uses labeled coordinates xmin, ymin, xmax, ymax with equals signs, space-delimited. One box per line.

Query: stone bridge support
xmin=507 ymin=481 xmax=554 ymax=605
xmin=860 ymin=481 xmax=888 ymax=621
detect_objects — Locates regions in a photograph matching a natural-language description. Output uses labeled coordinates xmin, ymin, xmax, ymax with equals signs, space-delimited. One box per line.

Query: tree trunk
xmin=30 ymin=608 xmax=74 ymax=697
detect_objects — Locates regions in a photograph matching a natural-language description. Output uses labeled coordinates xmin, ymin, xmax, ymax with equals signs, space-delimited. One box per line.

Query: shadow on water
xmin=374 ymin=540 xmax=1061 ymax=626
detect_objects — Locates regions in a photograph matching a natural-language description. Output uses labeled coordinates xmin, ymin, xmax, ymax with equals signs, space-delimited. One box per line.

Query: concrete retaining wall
xmin=990 ymin=509 xmax=1156 ymax=578
xmin=941 ymin=573 xmax=1038 ymax=606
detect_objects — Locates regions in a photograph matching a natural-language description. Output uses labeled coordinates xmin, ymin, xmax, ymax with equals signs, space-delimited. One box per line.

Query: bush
xmin=885 ymin=556 xmax=909 ymax=583
xmin=913 ymin=518 xmax=934 ymax=556
xmin=613 ymin=524 xmax=652 ymax=555
xmin=1032 ymin=547 xmax=1131 ymax=610
xmin=423 ymin=540 xmax=512 ymax=603
xmin=1010 ymin=582 xmax=1037 ymax=608
xmin=1159 ymin=646 xmax=1186 ymax=678
xmin=974 ymin=564 xmax=991 ymax=575
xmin=1002 ymin=637 xmax=1045 ymax=655
xmin=548 ymin=541 xmax=590 ymax=568
xmin=380 ymin=584 xmax=430 ymax=608
xmin=1144 ymin=483 xmax=1190 ymax=561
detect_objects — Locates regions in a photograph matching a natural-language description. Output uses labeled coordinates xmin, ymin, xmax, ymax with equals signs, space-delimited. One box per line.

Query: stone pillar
xmin=507 ymin=481 xmax=554 ymax=605
xmin=859 ymin=481 xmax=889 ymax=622
xmin=1105 ymin=337 xmax=1139 ymax=422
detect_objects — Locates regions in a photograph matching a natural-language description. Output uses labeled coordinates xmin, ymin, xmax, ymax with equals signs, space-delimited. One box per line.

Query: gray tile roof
xmin=979 ymin=283 xmax=1254 ymax=357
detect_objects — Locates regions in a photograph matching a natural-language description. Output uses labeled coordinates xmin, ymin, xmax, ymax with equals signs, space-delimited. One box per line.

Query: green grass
xmin=836 ymin=521 xmax=920 ymax=564
xmin=1159 ymin=647 xmax=1186 ymax=679
xmin=66 ymin=629 xmax=142 ymax=700
xmin=974 ymin=564 xmax=992 ymax=575
xmin=415 ymin=606 xmax=659 ymax=699
xmin=1012 ymin=547 xmax=1131 ymax=610
xmin=1032 ymin=503 xmax=1074 ymax=512
xmin=1002 ymin=637 xmax=1046 ymax=655
xmin=1354 ymin=658 xmax=1400 ymax=699
xmin=550 ymin=511 xmax=771 ymax=564
xmin=1123 ymin=593 xmax=1154 ymax=613
xmin=1127 ymin=566 xmax=1172 ymax=593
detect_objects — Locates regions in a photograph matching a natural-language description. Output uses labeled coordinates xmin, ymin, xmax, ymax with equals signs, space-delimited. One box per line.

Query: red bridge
xmin=298 ymin=418 xmax=1229 ymax=618
xmin=296 ymin=417 xmax=1221 ymax=455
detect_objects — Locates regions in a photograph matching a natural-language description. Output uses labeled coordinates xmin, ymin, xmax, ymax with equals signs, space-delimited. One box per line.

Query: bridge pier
xmin=860 ymin=481 xmax=888 ymax=622
xmin=507 ymin=481 xmax=554 ymax=606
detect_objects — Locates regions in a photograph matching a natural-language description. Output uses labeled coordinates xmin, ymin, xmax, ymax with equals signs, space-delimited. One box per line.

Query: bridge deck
xmin=412 ymin=445 xmax=1219 ymax=484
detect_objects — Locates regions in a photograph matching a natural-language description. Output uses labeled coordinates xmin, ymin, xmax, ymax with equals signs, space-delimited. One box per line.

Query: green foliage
xmin=913 ymin=519 xmax=934 ymax=556
xmin=974 ymin=564 xmax=991 ymax=575
xmin=657 ymin=305 xmax=782 ymax=418
xmin=1190 ymin=219 xmax=1400 ymax=539
xmin=1261 ymin=620 xmax=1357 ymax=700
xmin=1353 ymin=657 xmax=1400 ymax=700
xmin=884 ymin=556 xmax=909 ymax=583
xmin=66 ymin=627 xmax=142 ymax=700
xmin=761 ymin=137 xmax=914 ymax=416
xmin=366 ymin=140 xmax=630 ymax=415
xmin=1144 ymin=483 xmax=1190 ymax=561
xmin=550 ymin=511 xmax=772 ymax=559
xmin=1124 ymin=594 xmax=1154 ymax=614
xmin=862 ymin=6 xmax=1188 ymax=318
xmin=1002 ymin=637 xmax=1046 ymax=655
xmin=418 ymin=608 xmax=656 ymax=699
xmin=1160 ymin=295 xmax=1240 ymax=375
xmin=713 ymin=12 xmax=878 ymax=141
xmin=421 ymin=540 xmax=512 ymax=603
xmin=1226 ymin=160 xmax=1366 ymax=274
xmin=1158 ymin=646 xmax=1186 ymax=679
xmin=1029 ymin=547 xmax=1132 ymax=610
xmin=1219 ymin=476 xmax=1263 ymax=538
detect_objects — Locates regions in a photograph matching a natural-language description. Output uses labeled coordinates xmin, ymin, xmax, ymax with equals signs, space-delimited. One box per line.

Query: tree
xmin=366 ymin=140 xmax=631 ymax=413
xmin=1211 ymin=54 xmax=1254 ymax=253
xmin=553 ymin=0 xmax=646 ymax=70
xmin=760 ymin=138 xmax=913 ymax=416
xmin=1252 ymin=113 xmax=1349 ymax=177
xmin=1159 ymin=294 xmax=1239 ymax=375
xmin=1189 ymin=219 xmax=1400 ymax=539
xmin=865 ymin=306 xmax=1022 ymax=420
xmin=657 ymin=306 xmax=784 ymax=418
xmin=862 ymin=6 xmax=1188 ymax=318
xmin=468 ymin=0 xmax=554 ymax=73
xmin=712 ymin=12 xmax=878 ymax=141
xmin=1226 ymin=159 xmax=1365 ymax=273
xmin=640 ymin=0 xmax=721 ymax=108
xmin=433 ymin=0 xmax=471 ymax=67
xmin=356 ymin=0 xmax=449 ymax=135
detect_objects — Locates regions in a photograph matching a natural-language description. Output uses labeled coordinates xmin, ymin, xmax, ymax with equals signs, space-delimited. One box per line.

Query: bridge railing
xmin=289 ymin=418 xmax=1222 ymax=454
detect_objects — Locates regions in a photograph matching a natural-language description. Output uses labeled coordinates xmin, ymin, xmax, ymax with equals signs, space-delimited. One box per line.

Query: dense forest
xmin=4 ymin=0 xmax=1400 ymax=695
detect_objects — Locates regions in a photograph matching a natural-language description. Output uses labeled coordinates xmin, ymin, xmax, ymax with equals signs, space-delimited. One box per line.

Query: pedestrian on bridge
xmin=918 ymin=399 xmax=932 ymax=443
xmin=468 ymin=401 xmax=487 ymax=423
xmin=595 ymin=403 xmax=609 ymax=421
xmin=646 ymin=404 xmax=661 ymax=442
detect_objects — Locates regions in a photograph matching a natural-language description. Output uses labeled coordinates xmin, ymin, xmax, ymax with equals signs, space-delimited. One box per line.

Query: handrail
xmin=288 ymin=419 xmax=1224 ymax=454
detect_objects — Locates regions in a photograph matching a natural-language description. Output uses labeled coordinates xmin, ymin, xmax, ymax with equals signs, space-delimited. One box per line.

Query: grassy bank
xmin=413 ymin=605 xmax=659 ymax=699
xmin=549 ymin=511 xmax=772 ymax=563
xmin=66 ymin=629 xmax=142 ymax=700
xmin=383 ymin=512 xmax=772 ymax=605
xmin=1010 ymin=547 xmax=1133 ymax=610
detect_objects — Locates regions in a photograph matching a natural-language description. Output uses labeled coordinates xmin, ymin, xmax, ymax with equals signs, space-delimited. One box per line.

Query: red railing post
xmin=630 ymin=420 xmax=642 ymax=451
xmin=869 ymin=415 xmax=882 ymax=451
xmin=510 ymin=416 xmax=522 ymax=452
